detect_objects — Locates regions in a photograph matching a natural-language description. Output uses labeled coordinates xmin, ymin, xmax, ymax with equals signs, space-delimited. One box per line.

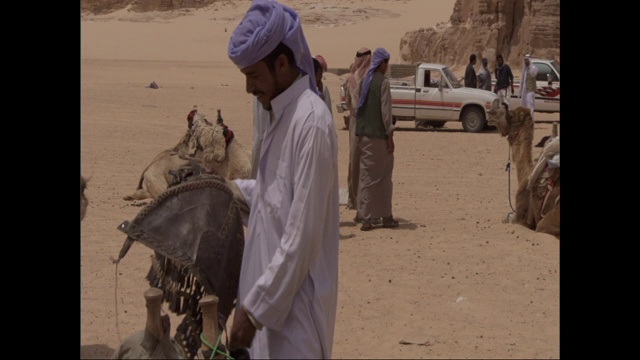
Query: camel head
xmin=487 ymin=102 xmax=511 ymax=137
xmin=189 ymin=112 xmax=228 ymax=172
xmin=487 ymin=104 xmax=533 ymax=139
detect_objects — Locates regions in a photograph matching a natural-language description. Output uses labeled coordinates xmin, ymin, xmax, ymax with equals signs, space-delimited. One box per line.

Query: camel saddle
xmin=116 ymin=174 xmax=245 ymax=359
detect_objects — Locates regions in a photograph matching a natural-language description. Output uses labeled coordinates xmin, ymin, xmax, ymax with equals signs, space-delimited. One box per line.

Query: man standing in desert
xmin=226 ymin=0 xmax=340 ymax=358
xmin=354 ymin=47 xmax=399 ymax=231
xmin=519 ymin=53 xmax=538 ymax=120
xmin=494 ymin=53 xmax=514 ymax=105
xmin=464 ymin=53 xmax=477 ymax=88
xmin=477 ymin=57 xmax=492 ymax=91
xmin=344 ymin=47 xmax=372 ymax=220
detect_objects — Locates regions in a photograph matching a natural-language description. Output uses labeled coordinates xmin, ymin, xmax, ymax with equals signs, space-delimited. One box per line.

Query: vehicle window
xmin=442 ymin=67 xmax=459 ymax=88
xmin=423 ymin=70 xmax=431 ymax=88
xmin=430 ymin=71 xmax=444 ymax=88
xmin=535 ymin=63 xmax=558 ymax=82
xmin=549 ymin=61 xmax=560 ymax=78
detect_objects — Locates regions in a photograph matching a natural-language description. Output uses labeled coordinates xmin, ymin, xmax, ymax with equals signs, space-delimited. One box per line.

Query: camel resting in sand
xmin=123 ymin=107 xmax=252 ymax=201
xmin=487 ymin=104 xmax=560 ymax=238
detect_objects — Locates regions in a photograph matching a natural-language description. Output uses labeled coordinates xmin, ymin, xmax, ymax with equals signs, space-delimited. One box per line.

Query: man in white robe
xmin=520 ymin=54 xmax=539 ymax=120
xmin=227 ymin=1 xmax=340 ymax=358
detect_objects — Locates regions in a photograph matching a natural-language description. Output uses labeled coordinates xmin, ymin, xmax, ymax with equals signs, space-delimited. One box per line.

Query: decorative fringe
xmin=146 ymin=252 xmax=210 ymax=359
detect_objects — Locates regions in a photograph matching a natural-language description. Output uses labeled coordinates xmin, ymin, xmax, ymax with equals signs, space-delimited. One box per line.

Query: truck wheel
xmin=461 ymin=107 xmax=486 ymax=133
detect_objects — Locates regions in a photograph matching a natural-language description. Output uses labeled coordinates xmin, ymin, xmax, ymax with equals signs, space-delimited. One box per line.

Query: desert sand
xmin=80 ymin=0 xmax=559 ymax=358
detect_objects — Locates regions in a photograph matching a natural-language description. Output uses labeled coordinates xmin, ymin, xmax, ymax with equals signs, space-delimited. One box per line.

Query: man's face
xmin=497 ymin=57 xmax=504 ymax=66
xmin=241 ymin=59 xmax=283 ymax=111
xmin=524 ymin=58 xmax=530 ymax=67
xmin=380 ymin=60 xmax=389 ymax=75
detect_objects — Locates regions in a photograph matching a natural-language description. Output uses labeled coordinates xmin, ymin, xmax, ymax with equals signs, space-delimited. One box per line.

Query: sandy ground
xmin=80 ymin=1 xmax=560 ymax=358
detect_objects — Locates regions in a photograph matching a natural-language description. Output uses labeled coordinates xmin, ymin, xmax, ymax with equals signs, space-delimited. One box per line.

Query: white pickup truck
xmin=495 ymin=58 xmax=560 ymax=114
xmin=338 ymin=62 xmax=501 ymax=133
xmin=337 ymin=59 xmax=560 ymax=132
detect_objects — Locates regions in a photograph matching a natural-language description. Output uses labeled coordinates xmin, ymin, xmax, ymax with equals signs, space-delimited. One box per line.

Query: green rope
xmin=199 ymin=331 xmax=234 ymax=360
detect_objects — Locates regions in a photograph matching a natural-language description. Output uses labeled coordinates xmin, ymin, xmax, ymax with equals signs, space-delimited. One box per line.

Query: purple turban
xmin=227 ymin=0 xmax=319 ymax=95
xmin=355 ymin=47 xmax=390 ymax=118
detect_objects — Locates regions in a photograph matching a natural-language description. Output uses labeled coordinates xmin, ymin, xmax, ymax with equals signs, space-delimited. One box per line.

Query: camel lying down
xmin=123 ymin=108 xmax=252 ymax=201
xmin=487 ymin=104 xmax=560 ymax=238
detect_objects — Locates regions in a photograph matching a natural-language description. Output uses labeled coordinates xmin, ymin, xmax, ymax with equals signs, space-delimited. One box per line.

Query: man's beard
xmin=262 ymin=69 xmax=286 ymax=111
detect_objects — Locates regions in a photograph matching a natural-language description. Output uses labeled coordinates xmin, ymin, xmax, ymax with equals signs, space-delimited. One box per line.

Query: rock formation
xmin=398 ymin=0 xmax=560 ymax=73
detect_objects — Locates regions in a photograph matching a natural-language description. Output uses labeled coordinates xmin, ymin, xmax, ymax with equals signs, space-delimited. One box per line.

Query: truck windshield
xmin=549 ymin=61 xmax=560 ymax=77
xmin=442 ymin=67 xmax=462 ymax=88
xmin=534 ymin=61 xmax=561 ymax=82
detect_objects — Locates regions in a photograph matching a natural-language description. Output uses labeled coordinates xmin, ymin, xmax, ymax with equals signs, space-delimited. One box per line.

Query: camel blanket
xmin=117 ymin=174 xmax=245 ymax=359
xmin=528 ymin=136 xmax=560 ymax=191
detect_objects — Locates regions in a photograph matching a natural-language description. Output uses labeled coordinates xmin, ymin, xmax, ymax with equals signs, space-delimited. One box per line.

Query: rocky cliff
xmin=399 ymin=0 xmax=559 ymax=73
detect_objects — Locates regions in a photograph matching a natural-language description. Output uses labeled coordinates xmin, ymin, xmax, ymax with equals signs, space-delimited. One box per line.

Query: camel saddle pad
xmin=117 ymin=175 xmax=245 ymax=324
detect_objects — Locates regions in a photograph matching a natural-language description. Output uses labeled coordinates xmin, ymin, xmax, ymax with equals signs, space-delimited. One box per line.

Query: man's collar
xmin=270 ymin=74 xmax=311 ymax=115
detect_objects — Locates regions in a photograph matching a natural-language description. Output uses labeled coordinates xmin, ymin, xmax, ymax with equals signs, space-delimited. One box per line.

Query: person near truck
xmin=494 ymin=53 xmax=514 ymax=106
xmin=344 ymin=47 xmax=372 ymax=221
xmin=519 ymin=54 xmax=538 ymax=120
xmin=354 ymin=47 xmax=399 ymax=231
xmin=477 ymin=57 xmax=492 ymax=91
xmin=464 ymin=53 xmax=477 ymax=88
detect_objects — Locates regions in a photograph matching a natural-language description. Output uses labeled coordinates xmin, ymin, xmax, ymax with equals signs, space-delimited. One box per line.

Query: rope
xmin=505 ymin=144 xmax=516 ymax=221
xmin=113 ymin=259 xmax=123 ymax=344
xmin=199 ymin=331 xmax=234 ymax=359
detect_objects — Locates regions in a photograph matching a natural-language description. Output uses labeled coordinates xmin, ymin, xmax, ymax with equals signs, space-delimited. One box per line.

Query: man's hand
xmin=229 ymin=305 xmax=257 ymax=351
xmin=387 ymin=135 xmax=395 ymax=154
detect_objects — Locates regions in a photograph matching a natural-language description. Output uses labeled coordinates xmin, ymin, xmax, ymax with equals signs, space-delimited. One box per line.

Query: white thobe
xmin=251 ymin=97 xmax=271 ymax=179
xmin=520 ymin=64 xmax=539 ymax=118
xmin=233 ymin=75 xmax=340 ymax=359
